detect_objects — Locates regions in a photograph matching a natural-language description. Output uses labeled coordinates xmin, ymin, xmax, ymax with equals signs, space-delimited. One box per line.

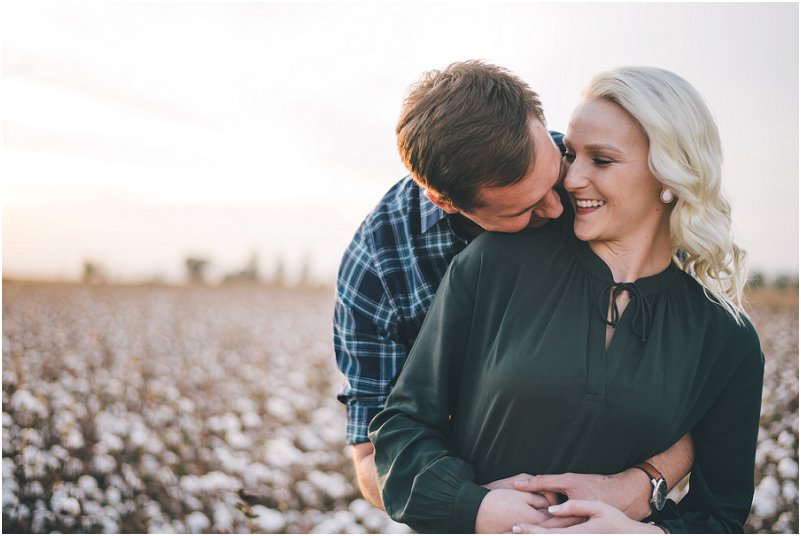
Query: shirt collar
xmin=419 ymin=186 xmax=450 ymax=234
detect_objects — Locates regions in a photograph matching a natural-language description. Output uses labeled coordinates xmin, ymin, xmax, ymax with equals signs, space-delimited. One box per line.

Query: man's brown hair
xmin=396 ymin=60 xmax=546 ymax=211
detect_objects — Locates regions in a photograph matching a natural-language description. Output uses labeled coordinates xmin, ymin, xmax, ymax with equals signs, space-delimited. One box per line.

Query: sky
xmin=2 ymin=1 xmax=799 ymax=284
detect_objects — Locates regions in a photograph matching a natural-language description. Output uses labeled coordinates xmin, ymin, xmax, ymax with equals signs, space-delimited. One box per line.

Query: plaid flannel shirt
xmin=334 ymin=132 xmax=565 ymax=444
xmin=334 ymin=176 xmax=471 ymax=443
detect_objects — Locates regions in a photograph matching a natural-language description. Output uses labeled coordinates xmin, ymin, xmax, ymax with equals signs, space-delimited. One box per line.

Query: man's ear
xmin=424 ymin=189 xmax=460 ymax=214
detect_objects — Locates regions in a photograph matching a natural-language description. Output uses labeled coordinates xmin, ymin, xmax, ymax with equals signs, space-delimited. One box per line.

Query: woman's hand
xmin=475 ymin=489 xmax=553 ymax=533
xmin=511 ymin=500 xmax=666 ymax=533
xmin=512 ymin=470 xmax=652 ymax=520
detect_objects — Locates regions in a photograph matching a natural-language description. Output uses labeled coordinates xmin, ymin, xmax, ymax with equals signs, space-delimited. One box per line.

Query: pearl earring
xmin=660 ymin=188 xmax=675 ymax=204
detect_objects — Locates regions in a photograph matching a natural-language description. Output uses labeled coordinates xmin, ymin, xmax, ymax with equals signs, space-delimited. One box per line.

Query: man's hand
xmin=475 ymin=489 xmax=554 ymax=533
xmin=351 ymin=442 xmax=383 ymax=510
xmin=511 ymin=500 xmax=666 ymax=534
xmin=484 ymin=473 xmax=560 ymax=505
xmin=513 ymin=434 xmax=695 ymax=521
xmin=512 ymin=469 xmax=652 ymax=521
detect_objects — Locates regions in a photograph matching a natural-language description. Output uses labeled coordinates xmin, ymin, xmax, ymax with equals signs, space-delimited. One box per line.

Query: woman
xmin=368 ymin=66 xmax=764 ymax=534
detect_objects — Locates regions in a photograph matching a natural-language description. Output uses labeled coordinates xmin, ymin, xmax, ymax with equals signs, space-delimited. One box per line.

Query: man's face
xmin=458 ymin=120 xmax=565 ymax=233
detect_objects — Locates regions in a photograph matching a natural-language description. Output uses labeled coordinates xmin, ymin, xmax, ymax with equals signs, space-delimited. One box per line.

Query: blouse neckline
xmin=573 ymin=237 xmax=682 ymax=295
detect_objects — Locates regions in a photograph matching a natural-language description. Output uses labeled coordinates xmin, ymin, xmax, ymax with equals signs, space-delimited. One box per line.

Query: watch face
xmin=654 ymin=479 xmax=668 ymax=511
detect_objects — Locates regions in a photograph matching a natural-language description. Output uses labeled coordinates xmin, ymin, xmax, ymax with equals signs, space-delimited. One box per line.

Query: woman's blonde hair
xmin=583 ymin=66 xmax=748 ymax=323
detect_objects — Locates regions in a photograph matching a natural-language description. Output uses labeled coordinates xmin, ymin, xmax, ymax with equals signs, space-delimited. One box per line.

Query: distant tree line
xmin=81 ymin=252 xmax=315 ymax=286
xmin=746 ymin=272 xmax=799 ymax=290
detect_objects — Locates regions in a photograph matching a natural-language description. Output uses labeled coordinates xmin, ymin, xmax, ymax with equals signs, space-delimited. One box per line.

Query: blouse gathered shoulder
xmin=368 ymin=221 xmax=765 ymax=534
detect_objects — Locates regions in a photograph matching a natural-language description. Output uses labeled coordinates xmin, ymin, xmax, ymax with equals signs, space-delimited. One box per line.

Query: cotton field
xmin=2 ymin=281 xmax=798 ymax=533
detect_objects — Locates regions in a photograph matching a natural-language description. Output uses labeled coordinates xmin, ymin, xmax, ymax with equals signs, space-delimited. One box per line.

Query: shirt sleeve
xmin=368 ymin=254 xmax=489 ymax=533
xmin=655 ymin=327 xmax=765 ymax=533
xmin=334 ymin=224 xmax=408 ymax=444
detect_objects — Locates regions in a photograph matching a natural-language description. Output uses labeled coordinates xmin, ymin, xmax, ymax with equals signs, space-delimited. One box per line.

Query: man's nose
xmin=534 ymin=189 xmax=563 ymax=220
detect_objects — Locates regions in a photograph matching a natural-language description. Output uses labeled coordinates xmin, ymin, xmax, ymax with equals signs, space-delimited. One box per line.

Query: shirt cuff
xmin=450 ymin=481 xmax=490 ymax=533
xmin=345 ymin=403 xmax=383 ymax=444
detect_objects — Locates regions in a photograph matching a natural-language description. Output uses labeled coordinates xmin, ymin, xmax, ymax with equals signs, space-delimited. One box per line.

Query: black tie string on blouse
xmin=598 ymin=282 xmax=653 ymax=344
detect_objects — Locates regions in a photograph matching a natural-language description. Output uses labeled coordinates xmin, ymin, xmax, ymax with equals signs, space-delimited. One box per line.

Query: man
xmin=334 ymin=60 xmax=692 ymax=527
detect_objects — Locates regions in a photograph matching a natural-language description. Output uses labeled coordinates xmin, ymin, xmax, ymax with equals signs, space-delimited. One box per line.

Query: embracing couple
xmin=334 ymin=61 xmax=763 ymax=533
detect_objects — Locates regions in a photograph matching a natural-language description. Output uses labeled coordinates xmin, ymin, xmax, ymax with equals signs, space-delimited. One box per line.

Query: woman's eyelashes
xmin=562 ymin=151 xmax=614 ymax=167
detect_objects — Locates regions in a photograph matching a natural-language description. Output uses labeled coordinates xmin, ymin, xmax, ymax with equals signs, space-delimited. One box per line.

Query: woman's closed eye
xmin=593 ymin=157 xmax=614 ymax=166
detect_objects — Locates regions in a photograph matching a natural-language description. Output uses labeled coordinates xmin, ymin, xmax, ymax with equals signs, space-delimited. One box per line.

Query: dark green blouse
xmin=368 ymin=222 xmax=764 ymax=534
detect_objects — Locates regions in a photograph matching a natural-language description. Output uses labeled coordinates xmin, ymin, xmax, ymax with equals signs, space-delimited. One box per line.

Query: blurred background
xmin=2 ymin=1 xmax=798 ymax=285
xmin=2 ymin=2 xmax=799 ymax=535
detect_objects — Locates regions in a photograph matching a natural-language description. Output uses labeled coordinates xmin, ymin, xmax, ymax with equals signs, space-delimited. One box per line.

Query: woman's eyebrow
xmin=584 ymin=143 xmax=623 ymax=154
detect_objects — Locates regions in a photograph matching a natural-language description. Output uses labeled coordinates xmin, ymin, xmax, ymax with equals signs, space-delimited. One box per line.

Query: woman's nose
xmin=562 ymin=161 xmax=587 ymax=192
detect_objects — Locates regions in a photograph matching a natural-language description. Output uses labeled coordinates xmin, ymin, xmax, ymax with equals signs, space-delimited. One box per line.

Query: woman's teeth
xmin=576 ymin=199 xmax=606 ymax=208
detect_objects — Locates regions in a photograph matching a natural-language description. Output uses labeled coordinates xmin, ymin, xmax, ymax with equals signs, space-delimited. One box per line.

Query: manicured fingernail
xmin=512 ymin=526 xmax=522 ymax=533
xmin=548 ymin=505 xmax=561 ymax=513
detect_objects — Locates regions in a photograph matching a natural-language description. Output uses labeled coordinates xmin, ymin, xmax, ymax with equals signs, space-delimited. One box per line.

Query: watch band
xmin=634 ymin=461 xmax=668 ymax=512
xmin=634 ymin=461 xmax=666 ymax=485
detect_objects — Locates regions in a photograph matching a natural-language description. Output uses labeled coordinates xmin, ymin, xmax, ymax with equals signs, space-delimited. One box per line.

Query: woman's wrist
xmin=647 ymin=521 xmax=670 ymax=533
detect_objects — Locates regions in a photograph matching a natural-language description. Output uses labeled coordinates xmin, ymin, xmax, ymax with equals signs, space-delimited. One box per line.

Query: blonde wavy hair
xmin=582 ymin=66 xmax=748 ymax=323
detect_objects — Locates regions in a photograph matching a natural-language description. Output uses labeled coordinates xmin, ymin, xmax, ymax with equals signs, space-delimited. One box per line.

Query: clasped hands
xmin=476 ymin=471 xmax=658 ymax=534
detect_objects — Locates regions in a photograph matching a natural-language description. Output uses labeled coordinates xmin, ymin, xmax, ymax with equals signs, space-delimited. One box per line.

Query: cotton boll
xmin=185 ymin=511 xmax=210 ymax=533
xmin=51 ymin=494 xmax=81 ymax=517
xmin=348 ymin=498 xmax=373 ymax=520
xmin=212 ymin=503 xmax=234 ymax=531
xmin=23 ymin=480 xmax=45 ymax=499
xmin=48 ymin=444 xmax=69 ymax=461
xmin=362 ymin=510 xmax=389 ymax=532
xmin=234 ymin=397 xmax=257 ymax=414
xmin=266 ymin=397 xmax=295 ymax=422
xmin=3 ymin=486 xmax=18 ymax=510
xmin=20 ymin=428 xmax=44 ymax=449
xmin=782 ymin=480 xmax=798 ymax=502
xmin=251 ymin=506 xmax=286 ymax=532
xmin=264 ymin=437 xmax=303 ymax=467
xmin=225 ymin=429 xmax=252 ymax=450
xmin=7 ymin=502 xmax=30 ymax=523
xmin=78 ymin=475 xmax=101 ymax=499
xmin=31 ymin=506 xmax=53 ymax=533
xmin=309 ymin=515 xmax=342 ymax=534
xmin=63 ymin=428 xmax=84 ymax=450
xmin=307 ymin=470 xmax=352 ymax=500
xmin=241 ymin=411 xmax=261 ymax=429
xmin=10 ymin=390 xmax=48 ymax=426
xmin=752 ymin=475 xmax=780 ymax=518
xmin=777 ymin=458 xmax=799 ymax=479
xmin=101 ymin=518 xmax=120 ymax=533
xmin=183 ymin=494 xmax=204 ymax=512
xmin=63 ymin=457 xmax=84 ymax=478
xmin=777 ymin=430 xmax=795 ymax=448
xmin=3 ymin=457 xmax=16 ymax=478
xmin=91 ymin=453 xmax=116 ymax=475
xmin=296 ymin=480 xmax=320 ymax=505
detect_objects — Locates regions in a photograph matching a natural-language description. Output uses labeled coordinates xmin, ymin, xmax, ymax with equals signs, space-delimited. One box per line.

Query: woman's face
xmin=562 ymin=98 xmax=667 ymax=245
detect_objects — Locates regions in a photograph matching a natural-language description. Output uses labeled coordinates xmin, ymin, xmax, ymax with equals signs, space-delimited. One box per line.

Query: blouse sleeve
xmin=656 ymin=328 xmax=765 ymax=533
xmin=367 ymin=253 xmax=490 ymax=533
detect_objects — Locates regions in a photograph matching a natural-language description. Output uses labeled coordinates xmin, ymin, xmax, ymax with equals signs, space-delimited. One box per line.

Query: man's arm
xmin=512 ymin=433 xmax=695 ymax=521
xmin=352 ymin=442 xmax=383 ymax=510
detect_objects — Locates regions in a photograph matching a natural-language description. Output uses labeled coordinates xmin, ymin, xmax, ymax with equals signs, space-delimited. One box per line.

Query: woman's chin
xmin=572 ymin=225 xmax=598 ymax=243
